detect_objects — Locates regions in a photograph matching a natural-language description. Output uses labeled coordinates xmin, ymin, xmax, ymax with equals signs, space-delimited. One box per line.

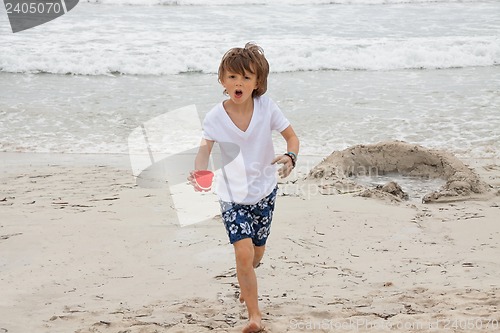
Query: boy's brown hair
xmin=218 ymin=42 xmax=270 ymax=97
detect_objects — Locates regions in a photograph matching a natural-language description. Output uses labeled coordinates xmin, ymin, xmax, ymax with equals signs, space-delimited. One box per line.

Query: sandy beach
xmin=1 ymin=148 xmax=499 ymax=333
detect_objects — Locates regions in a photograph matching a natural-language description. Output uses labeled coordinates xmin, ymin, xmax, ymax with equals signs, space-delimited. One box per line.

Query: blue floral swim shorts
xmin=219 ymin=186 xmax=278 ymax=247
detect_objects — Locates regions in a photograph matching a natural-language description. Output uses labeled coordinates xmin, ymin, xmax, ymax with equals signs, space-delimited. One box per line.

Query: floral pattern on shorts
xmin=220 ymin=186 xmax=278 ymax=246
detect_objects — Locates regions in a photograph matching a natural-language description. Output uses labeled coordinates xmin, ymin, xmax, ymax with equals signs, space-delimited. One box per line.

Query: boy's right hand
xmin=187 ymin=170 xmax=202 ymax=192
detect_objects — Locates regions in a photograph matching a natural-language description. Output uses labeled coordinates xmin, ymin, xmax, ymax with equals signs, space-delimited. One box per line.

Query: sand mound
xmin=306 ymin=141 xmax=491 ymax=203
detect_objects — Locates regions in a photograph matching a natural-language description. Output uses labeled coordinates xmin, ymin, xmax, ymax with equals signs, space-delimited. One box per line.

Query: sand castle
xmin=306 ymin=141 xmax=492 ymax=203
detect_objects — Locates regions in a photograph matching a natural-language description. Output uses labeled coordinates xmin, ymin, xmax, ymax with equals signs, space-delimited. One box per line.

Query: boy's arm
xmin=188 ymin=139 xmax=215 ymax=190
xmin=281 ymin=125 xmax=299 ymax=157
xmin=194 ymin=138 xmax=215 ymax=170
xmin=272 ymin=125 xmax=299 ymax=178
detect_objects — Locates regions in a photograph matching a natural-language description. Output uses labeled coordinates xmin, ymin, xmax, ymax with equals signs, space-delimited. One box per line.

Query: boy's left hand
xmin=272 ymin=155 xmax=294 ymax=178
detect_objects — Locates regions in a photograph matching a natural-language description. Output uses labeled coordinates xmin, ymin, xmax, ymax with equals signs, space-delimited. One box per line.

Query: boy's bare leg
xmin=239 ymin=245 xmax=265 ymax=303
xmin=253 ymin=245 xmax=265 ymax=268
xmin=233 ymin=238 xmax=263 ymax=332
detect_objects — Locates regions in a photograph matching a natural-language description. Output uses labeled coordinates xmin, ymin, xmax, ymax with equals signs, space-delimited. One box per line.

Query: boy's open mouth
xmin=235 ymin=90 xmax=243 ymax=98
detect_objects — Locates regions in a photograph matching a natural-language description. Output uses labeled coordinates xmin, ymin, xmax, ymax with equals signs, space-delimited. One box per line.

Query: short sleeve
xmin=269 ymin=98 xmax=290 ymax=132
xmin=202 ymin=118 xmax=214 ymax=141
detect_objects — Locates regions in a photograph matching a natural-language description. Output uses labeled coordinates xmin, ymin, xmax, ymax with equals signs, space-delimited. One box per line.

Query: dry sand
xmin=1 ymin=144 xmax=499 ymax=333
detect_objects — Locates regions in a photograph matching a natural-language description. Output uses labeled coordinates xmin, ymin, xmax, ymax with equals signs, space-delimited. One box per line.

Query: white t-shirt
xmin=202 ymin=95 xmax=290 ymax=204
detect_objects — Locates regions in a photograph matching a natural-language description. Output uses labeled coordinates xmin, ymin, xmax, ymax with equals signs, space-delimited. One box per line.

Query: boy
xmin=189 ymin=42 xmax=299 ymax=333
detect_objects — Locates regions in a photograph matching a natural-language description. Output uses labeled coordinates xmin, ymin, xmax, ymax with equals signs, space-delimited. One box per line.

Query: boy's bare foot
xmin=242 ymin=318 xmax=263 ymax=333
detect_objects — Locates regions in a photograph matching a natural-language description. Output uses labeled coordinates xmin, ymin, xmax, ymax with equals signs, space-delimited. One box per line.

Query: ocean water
xmin=1 ymin=0 xmax=499 ymax=164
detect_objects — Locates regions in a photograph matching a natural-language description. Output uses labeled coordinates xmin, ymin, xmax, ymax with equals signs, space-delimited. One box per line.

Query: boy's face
xmin=220 ymin=69 xmax=258 ymax=105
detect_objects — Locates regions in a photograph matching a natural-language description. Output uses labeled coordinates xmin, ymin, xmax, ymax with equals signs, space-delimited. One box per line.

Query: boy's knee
xmin=234 ymin=239 xmax=254 ymax=268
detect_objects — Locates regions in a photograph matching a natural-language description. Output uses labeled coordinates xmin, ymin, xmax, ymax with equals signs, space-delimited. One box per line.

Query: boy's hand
xmin=187 ymin=170 xmax=202 ymax=191
xmin=271 ymin=155 xmax=294 ymax=178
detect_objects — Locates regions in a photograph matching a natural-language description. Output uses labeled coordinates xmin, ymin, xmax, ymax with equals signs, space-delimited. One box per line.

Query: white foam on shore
xmin=1 ymin=35 xmax=497 ymax=76
xmin=1 ymin=1 xmax=499 ymax=75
